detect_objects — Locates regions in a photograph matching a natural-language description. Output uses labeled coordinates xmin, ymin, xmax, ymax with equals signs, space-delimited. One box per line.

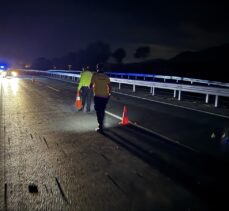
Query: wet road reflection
xmin=0 ymin=77 xmax=19 ymax=96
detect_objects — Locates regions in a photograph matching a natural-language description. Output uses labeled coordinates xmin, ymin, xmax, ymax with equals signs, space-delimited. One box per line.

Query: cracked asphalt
xmin=0 ymin=76 xmax=229 ymax=210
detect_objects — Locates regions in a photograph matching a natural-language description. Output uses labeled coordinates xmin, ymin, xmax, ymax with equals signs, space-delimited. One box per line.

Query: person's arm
xmin=90 ymin=73 xmax=95 ymax=89
xmin=108 ymin=83 xmax=111 ymax=96
xmin=88 ymin=72 xmax=93 ymax=88
xmin=77 ymin=73 xmax=83 ymax=91
xmin=108 ymin=77 xmax=111 ymax=95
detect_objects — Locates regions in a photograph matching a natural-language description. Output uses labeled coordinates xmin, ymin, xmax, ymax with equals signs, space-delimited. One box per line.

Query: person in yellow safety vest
xmin=90 ymin=63 xmax=111 ymax=132
xmin=77 ymin=65 xmax=93 ymax=112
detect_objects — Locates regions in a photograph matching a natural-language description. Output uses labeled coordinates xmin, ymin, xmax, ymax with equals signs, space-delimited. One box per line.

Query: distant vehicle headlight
xmin=11 ymin=71 xmax=18 ymax=77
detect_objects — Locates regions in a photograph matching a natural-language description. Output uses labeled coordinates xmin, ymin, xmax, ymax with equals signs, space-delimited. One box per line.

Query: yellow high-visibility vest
xmin=77 ymin=70 xmax=93 ymax=91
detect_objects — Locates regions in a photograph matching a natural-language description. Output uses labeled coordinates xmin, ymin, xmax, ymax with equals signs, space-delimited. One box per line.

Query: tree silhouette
xmin=85 ymin=41 xmax=111 ymax=66
xmin=52 ymin=56 xmax=68 ymax=69
xmin=32 ymin=57 xmax=52 ymax=70
xmin=134 ymin=46 xmax=151 ymax=60
xmin=32 ymin=41 xmax=111 ymax=71
xmin=112 ymin=48 xmax=126 ymax=63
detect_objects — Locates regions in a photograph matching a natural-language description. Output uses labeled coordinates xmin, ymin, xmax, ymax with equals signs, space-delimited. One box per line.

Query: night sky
xmin=1 ymin=0 xmax=228 ymax=66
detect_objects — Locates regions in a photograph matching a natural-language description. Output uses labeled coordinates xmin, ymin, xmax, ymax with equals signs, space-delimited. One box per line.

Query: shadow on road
xmin=101 ymin=125 xmax=229 ymax=210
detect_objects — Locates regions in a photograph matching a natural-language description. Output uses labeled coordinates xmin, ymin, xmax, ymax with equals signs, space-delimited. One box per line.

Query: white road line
xmin=105 ymin=110 xmax=199 ymax=153
xmin=112 ymin=91 xmax=229 ymax=119
xmin=105 ymin=111 xmax=122 ymax=120
xmin=46 ymin=86 xmax=60 ymax=92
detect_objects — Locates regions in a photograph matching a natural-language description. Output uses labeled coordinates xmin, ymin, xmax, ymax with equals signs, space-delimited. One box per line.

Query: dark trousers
xmin=80 ymin=87 xmax=93 ymax=112
xmin=94 ymin=96 xmax=109 ymax=128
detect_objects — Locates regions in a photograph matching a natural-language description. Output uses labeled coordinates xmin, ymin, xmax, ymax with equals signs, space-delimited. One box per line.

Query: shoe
xmin=78 ymin=108 xmax=83 ymax=112
xmin=95 ymin=127 xmax=104 ymax=133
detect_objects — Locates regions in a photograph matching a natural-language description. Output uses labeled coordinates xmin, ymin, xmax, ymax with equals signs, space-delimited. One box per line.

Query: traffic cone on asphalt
xmin=119 ymin=105 xmax=129 ymax=125
xmin=75 ymin=91 xmax=82 ymax=110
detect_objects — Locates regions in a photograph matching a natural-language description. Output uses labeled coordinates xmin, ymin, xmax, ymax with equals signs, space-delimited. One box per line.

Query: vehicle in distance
xmin=0 ymin=69 xmax=18 ymax=77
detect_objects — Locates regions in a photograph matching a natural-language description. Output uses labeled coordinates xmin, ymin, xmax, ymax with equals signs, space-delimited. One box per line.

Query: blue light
xmin=0 ymin=65 xmax=5 ymax=69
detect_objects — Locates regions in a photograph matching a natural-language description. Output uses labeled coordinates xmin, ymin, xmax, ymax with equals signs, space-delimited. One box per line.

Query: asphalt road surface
xmin=0 ymin=76 xmax=229 ymax=211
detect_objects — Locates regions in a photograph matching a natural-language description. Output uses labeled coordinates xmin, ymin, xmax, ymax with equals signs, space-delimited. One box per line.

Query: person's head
xmin=96 ymin=63 xmax=104 ymax=73
xmin=82 ymin=65 xmax=90 ymax=71
xmin=85 ymin=65 xmax=90 ymax=70
xmin=82 ymin=65 xmax=86 ymax=71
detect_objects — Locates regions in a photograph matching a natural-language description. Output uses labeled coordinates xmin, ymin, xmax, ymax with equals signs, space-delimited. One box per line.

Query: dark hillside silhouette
xmin=31 ymin=43 xmax=229 ymax=82
xmin=134 ymin=46 xmax=151 ymax=60
xmin=168 ymin=43 xmax=229 ymax=81
xmin=108 ymin=43 xmax=229 ymax=82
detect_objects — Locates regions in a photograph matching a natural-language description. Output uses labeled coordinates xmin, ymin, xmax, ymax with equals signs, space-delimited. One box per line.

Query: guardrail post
xmin=178 ymin=90 xmax=181 ymax=101
xmin=214 ymin=95 xmax=218 ymax=107
xmin=133 ymin=84 xmax=136 ymax=92
xmin=164 ymin=78 xmax=166 ymax=82
xmin=173 ymin=90 xmax=176 ymax=98
xmin=150 ymin=87 xmax=153 ymax=94
xmin=118 ymin=83 xmax=121 ymax=90
xmin=152 ymin=87 xmax=155 ymax=96
xmin=205 ymin=94 xmax=209 ymax=103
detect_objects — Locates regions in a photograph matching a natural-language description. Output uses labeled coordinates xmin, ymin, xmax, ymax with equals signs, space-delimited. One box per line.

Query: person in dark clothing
xmin=90 ymin=63 xmax=111 ymax=132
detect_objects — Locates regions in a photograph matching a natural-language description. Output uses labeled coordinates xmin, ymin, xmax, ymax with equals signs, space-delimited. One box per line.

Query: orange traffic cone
xmin=75 ymin=91 xmax=82 ymax=110
xmin=119 ymin=105 xmax=129 ymax=125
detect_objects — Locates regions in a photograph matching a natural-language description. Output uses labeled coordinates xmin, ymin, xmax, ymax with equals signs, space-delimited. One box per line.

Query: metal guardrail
xmin=18 ymin=69 xmax=229 ymax=107
xmin=111 ymin=78 xmax=229 ymax=107
xmin=46 ymin=69 xmax=229 ymax=88
xmin=106 ymin=72 xmax=229 ymax=88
